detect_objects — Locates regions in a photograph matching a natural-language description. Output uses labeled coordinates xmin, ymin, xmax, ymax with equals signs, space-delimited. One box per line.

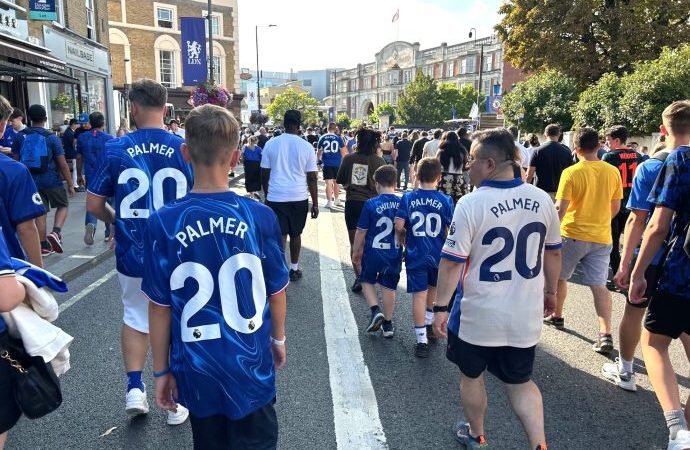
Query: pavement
xmin=7 ymin=170 xmax=689 ymax=450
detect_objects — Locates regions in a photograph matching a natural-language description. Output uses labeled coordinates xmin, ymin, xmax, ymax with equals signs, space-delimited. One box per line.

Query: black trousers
xmin=610 ymin=209 xmax=630 ymax=275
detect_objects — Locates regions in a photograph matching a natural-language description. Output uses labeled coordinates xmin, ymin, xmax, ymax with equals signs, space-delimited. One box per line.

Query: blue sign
xmin=29 ymin=0 xmax=57 ymax=21
xmin=487 ymin=95 xmax=503 ymax=114
xmin=328 ymin=107 xmax=335 ymax=123
xmin=181 ymin=17 xmax=208 ymax=86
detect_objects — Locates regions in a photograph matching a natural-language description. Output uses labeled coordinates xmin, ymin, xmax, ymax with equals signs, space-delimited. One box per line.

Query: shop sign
xmin=65 ymin=41 xmax=95 ymax=67
xmin=29 ymin=0 xmax=57 ymax=21
xmin=43 ymin=26 xmax=110 ymax=75
xmin=0 ymin=7 xmax=28 ymax=40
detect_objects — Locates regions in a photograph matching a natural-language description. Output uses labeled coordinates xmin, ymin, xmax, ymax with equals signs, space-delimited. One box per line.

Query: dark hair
xmin=89 ymin=111 xmax=105 ymax=129
xmin=9 ymin=107 xmax=23 ymax=121
xmin=605 ymin=125 xmax=628 ymax=143
xmin=472 ymin=128 xmax=517 ymax=163
xmin=438 ymin=131 xmax=466 ymax=172
xmin=574 ymin=127 xmax=600 ymax=152
xmin=69 ymin=118 xmax=78 ymax=126
xmin=355 ymin=127 xmax=381 ymax=155
xmin=374 ymin=165 xmax=397 ymax=187
xmin=284 ymin=110 xmax=301 ymax=131
xmin=528 ymin=133 xmax=540 ymax=147
xmin=129 ymin=78 xmax=168 ymax=108
xmin=544 ymin=124 xmax=561 ymax=138
xmin=185 ymin=104 xmax=240 ymax=166
xmin=433 ymin=129 xmax=443 ymax=139
xmin=27 ymin=104 xmax=47 ymax=123
xmin=457 ymin=127 xmax=468 ymax=138
xmin=508 ymin=126 xmax=519 ymax=140
xmin=417 ymin=157 xmax=442 ymax=183
xmin=169 ymin=119 xmax=180 ymax=126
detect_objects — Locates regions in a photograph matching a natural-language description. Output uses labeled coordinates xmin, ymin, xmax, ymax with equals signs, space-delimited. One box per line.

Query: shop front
xmin=42 ymin=26 xmax=114 ymax=132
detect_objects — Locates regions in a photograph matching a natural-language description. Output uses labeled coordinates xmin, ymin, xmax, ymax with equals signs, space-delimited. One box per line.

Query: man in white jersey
xmin=87 ymin=79 xmax=193 ymax=425
xmin=433 ymin=128 xmax=562 ymax=450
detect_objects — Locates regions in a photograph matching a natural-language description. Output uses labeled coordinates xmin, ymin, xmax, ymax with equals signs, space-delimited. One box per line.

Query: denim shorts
xmin=559 ymin=237 xmax=612 ymax=286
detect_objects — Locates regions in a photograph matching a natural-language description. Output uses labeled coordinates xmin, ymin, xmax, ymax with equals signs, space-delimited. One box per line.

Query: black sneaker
xmin=543 ymin=315 xmax=564 ymax=330
xmin=351 ymin=280 xmax=362 ymax=293
xmin=289 ymin=269 xmax=302 ymax=282
xmin=593 ymin=334 xmax=614 ymax=354
xmin=366 ymin=311 xmax=384 ymax=333
xmin=414 ymin=342 xmax=430 ymax=358
xmin=381 ymin=321 xmax=395 ymax=338
xmin=426 ymin=324 xmax=437 ymax=342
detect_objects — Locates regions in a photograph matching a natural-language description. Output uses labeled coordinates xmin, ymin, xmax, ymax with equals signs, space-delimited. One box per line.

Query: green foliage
xmin=618 ymin=44 xmax=690 ymax=135
xmin=266 ymin=89 xmax=319 ymax=125
xmin=50 ymin=93 xmax=73 ymax=111
xmin=368 ymin=102 xmax=396 ymax=126
xmin=438 ymin=83 xmax=478 ymax=121
xmin=350 ymin=118 xmax=363 ymax=129
xmin=496 ymin=0 xmax=690 ymax=84
xmin=573 ymin=73 xmax=625 ymax=133
xmin=502 ymin=70 xmax=581 ymax=133
xmin=397 ymin=73 xmax=478 ymax=126
xmin=336 ymin=112 xmax=351 ymax=130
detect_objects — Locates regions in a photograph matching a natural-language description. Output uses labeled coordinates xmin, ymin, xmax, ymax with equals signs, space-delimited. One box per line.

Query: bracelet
xmin=544 ymin=290 xmax=557 ymax=295
xmin=270 ymin=336 xmax=286 ymax=346
xmin=153 ymin=368 xmax=170 ymax=378
xmin=432 ymin=304 xmax=448 ymax=313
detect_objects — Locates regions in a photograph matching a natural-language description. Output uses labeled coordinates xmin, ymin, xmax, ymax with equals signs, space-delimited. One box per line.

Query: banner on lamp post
xmin=29 ymin=0 xmax=57 ymax=21
xmin=246 ymin=84 xmax=258 ymax=112
xmin=181 ymin=17 xmax=208 ymax=86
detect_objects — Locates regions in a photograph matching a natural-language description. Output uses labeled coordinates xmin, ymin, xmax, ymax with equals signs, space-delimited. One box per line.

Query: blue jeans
xmin=396 ymin=161 xmax=410 ymax=190
xmin=85 ymin=180 xmax=112 ymax=236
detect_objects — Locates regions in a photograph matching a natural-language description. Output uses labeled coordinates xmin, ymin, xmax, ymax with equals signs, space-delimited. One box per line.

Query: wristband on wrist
xmin=153 ymin=368 xmax=170 ymax=378
xmin=270 ymin=336 xmax=286 ymax=346
xmin=432 ymin=304 xmax=448 ymax=313
xmin=544 ymin=290 xmax=557 ymax=295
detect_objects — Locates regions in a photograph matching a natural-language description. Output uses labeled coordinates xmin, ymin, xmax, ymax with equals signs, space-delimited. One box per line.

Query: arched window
xmin=208 ymin=42 xmax=226 ymax=86
xmin=154 ymin=35 xmax=181 ymax=88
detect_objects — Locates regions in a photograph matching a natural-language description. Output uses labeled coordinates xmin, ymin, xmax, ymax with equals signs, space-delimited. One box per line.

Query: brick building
xmin=330 ymin=35 xmax=524 ymax=121
xmin=0 ymin=0 xmax=114 ymax=130
xmin=108 ymin=0 xmax=241 ymax=121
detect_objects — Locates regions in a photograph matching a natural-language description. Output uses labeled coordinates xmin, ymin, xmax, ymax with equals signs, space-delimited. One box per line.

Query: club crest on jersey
xmin=248 ymin=320 xmax=255 ymax=331
xmin=32 ymin=193 xmax=43 ymax=206
xmin=450 ymin=221 xmax=456 ymax=235
xmin=193 ymin=329 xmax=202 ymax=339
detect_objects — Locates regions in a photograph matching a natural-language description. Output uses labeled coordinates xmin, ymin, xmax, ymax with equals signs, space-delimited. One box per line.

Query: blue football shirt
xmin=648 ymin=145 xmax=690 ymax=298
xmin=0 ymin=230 xmax=15 ymax=333
xmin=76 ymin=129 xmax=115 ymax=181
xmin=357 ymin=193 xmax=403 ymax=273
xmin=11 ymin=128 xmax=65 ymax=190
xmin=317 ymin=133 xmax=344 ymax=167
xmin=395 ymin=189 xmax=454 ymax=270
xmin=0 ymin=154 xmax=45 ymax=259
xmin=88 ymin=128 xmax=193 ymax=278
xmin=141 ymin=191 xmax=289 ymax=420
xmin=0 ymin=126 xmax=21 ymax=149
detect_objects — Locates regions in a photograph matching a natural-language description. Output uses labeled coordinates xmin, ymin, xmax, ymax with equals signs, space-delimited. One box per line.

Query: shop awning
xmin=0 ymin=59 xmax=78 ymax=85
xmin=0 ymin=39 xmax=67 ymax=73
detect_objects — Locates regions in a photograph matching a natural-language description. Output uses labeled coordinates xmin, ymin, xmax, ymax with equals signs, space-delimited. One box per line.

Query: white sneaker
xmin=325 ymin=201 xmax=334 ymax=209
xmin=668 ymin=430 xmax=690 ymax=450
xmin=125 ymin=388 xmax=149 ymax=417
xmin=601 ymin=358 xmax=636 ymax=392
xmin=167 ymin=404 xmax=189 ymax=426
xmin=84 ymin=223 xmax=95 ymax=246
xmin=334 ymin=198 xmax=342 ymax=207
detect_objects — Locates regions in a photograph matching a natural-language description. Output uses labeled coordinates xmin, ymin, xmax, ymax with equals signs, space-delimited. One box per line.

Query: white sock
xmin=290 ymin=263 xmax=299 ymax=271
xmin=425 ymin=309 xmax=433 ymax=326
xmin=415 ymin=326 xmax=428 ymax=344
xmin=619 ymin=358 xmax=634 ymax=373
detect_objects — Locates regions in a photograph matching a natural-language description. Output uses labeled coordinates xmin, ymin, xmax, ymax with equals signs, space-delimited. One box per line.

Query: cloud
xmin=237 ymin=0 xmax=502 ymax=72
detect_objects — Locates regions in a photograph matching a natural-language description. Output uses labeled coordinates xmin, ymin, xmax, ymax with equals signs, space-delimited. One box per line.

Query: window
xmin=485 ymin=53 xmax=493 ymax=71
xmin=302 ymin=79 xmax=312 ymax=87
xmin=208 ymin=55 xmax=221 ymax=84
xmin=403 ymin=70 xmax=412 ymax=83
xmin=481 ymin=79 xmax=491 ymax=94
xmin=159 ymin=50 xmax=176 ymax=88
xmin=85 ymin=0 xmax=95 ymax=39
xmin=157 ymin=7 xmax=174 ymax=29
xmin=446 ymin=62 xmax=454 ymax=78
xmin=466 ymin=56 xmax=476 ymax=74
xmin=391 ymin=92 xmax=397 ymax=105
xmin=363 ymin=77 xmax=371 ymax=89
xmin=460 ymin=59 xmax=467 ymax=74
xmin=55 ymin=0 xmax=65 ymax=26
xmin=211 ymin=15 xmax=220 ymax=36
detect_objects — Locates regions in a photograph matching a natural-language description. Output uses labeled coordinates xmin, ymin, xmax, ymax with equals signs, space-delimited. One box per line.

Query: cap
xmin=78 ymin=112 xmax=89 ymax=124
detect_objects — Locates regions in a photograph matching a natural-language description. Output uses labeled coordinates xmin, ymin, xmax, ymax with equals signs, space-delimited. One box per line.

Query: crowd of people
xmin=0 ymin=77 xmax=688 ymax=450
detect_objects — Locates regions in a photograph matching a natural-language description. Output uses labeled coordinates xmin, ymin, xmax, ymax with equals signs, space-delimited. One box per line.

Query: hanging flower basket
xmin=189 ymin=83 xmax=231 ymax=108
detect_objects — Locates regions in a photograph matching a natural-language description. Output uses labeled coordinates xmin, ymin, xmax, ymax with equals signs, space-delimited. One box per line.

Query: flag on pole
xmin=469 ymin=103 xmax=479 ymax=119
xmin=392 ymin=8 xmax=399 ymax=23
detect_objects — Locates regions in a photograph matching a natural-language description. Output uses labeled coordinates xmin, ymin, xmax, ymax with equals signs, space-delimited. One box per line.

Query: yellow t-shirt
xmin=556 ymin=160 xmax=623 ymax=244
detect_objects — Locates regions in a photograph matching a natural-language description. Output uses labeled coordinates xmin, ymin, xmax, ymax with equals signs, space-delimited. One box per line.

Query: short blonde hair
xmin=0 ymin=96 xmax=12 ymax=122
xmin=662 ymin=100 xmax=690 ymax=136
xmin=185 ymin=104 xmax=240 ymax=166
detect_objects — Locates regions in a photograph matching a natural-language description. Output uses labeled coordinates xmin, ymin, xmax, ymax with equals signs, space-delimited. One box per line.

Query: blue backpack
xmin=19 ymin=129 xmax=52 ymax=174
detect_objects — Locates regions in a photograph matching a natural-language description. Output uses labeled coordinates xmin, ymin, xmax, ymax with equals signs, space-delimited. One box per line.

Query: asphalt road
xmin=6 ymin=180 xmax=689 ymax=450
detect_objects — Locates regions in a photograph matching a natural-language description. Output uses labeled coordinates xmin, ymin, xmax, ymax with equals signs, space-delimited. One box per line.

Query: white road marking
xmin=70 ymin=255 xmax=95 ymax=259
xmin=317 ymin=210 xmax=388 ymax=450
xmin=59 ymin=269 xmax=118 ymax=314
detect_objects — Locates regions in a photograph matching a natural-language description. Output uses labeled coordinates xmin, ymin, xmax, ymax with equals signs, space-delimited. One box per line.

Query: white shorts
xmin=118 ymin=273 xmax=149 ymax=333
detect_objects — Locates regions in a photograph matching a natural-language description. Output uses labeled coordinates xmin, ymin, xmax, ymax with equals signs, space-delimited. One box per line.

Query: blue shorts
xmin=360 ymin=259 xmax=400 ymax=291
xmin=406 ymin=266 xmax=438 ymax=293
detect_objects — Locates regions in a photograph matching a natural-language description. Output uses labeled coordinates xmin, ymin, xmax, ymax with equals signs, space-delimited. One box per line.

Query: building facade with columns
xmin=330 ymin=36 xmax=523 ymax=121
xmin=107 ymin=0 xmax=241 ymax=122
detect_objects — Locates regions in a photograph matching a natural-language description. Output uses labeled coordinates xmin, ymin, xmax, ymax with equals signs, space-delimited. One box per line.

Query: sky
xmin=237 ymin=0 xmax=504 ymax=73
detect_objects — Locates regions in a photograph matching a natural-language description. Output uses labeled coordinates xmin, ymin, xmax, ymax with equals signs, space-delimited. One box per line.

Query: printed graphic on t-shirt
xmin=352 ymin=163 xmax=368 ymax=186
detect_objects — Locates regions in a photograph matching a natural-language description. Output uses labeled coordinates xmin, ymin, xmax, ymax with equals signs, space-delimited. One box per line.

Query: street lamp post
xmin=207 ymin=0 xmax=214 ymax=84
xmin=123 ymin=57 xmax=131 ymax=126
xmin=469 ymin=28 xmax=484 ymax=129
xmin=255 ymin=24 xmax=277 ymax=112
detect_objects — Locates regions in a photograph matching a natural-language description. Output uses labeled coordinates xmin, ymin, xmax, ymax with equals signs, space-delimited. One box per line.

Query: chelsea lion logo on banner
xmin=186 ymin=40 xmax=202 ymax=64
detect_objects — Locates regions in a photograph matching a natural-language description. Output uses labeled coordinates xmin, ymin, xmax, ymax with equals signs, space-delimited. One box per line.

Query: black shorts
xmin=0 ymin=332 xmax=22 ymax=434
xmin=39 ymin=186 xmax=68 ymax=212
xmin=446 ymin=332 xmax=535 ymax=384
xmin=322 ymin=166 xmax=339 ymax=180
xmin=625 ymin=262 xmax=661 ymax=309
xmin=344 ymin=200 xmax=366 ymax=231
xmin=267 ymin=200 xmax=308 ymax=238
xmin=645 ymin=292 xmax=690 ymax=339
xmin=189 ymin=402 xmax=278 ymax=450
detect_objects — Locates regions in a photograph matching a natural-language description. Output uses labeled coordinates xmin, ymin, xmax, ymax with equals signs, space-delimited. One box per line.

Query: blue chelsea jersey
xmin=317 ymin=133 xmax=344 ymax=167
xmin=87 ymin=128 xmax=193 ymax=278
xmin=357 ymin=193 xmax=403 ymax=272
xmin=395 ymin=189 xmax=454 ymax=270
xmin=141 ymin=191 xmax=289 ymax=420
xmin=0 ymin=230 xmax=15 ymax=333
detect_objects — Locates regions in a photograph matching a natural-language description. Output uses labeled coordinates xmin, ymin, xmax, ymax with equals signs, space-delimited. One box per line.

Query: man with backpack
xmin=11 ymin=105 xmax=74 ymax=256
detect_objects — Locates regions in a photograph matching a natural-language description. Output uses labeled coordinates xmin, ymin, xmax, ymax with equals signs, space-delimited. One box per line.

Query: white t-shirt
xmin=442 ymin=178 xmax=562 ymax=348
xmin=260 ymin=133 xmax=318 ymax=202
xmin=171 ymin=128 xmax=186 ymax=139
xmin=423 ymin=139 xmax=440 ymax=158
xmin=516 ymin=140 xmax=530 ymax=169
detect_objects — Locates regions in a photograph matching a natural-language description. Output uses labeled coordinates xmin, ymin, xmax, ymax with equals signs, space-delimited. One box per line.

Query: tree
xmin=502 ymin=70 xmax=580 ymax=133
xmin=397 ymin=72 xmax=440 ymax=126
xmin=336 ymin=112 xmax=351 ymax=130
xmin=350 ymin=118 xmax=363 ymax=129
xmin=438 ymin=83 xmax=478 ymax=121
xmin=266 ymin=88 xmax=319 ymax=125
xmin=619 ymin=44 xmax=690 ymax=135
xmin=573 ymin=73 xmax=625 ymax=133
xmin=496 ymin=0 xmax=690 ymax=84
xmin=369 ymin=102 xmax=396 ymax=126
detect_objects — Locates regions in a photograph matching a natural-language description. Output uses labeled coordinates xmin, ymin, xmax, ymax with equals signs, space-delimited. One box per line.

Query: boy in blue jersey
xmin=352 ymin=165 xmax=403 ymax=338
xmin=395 ymin=158 xmax=454 ymax=357
xmin=86 ymin=79 xmax=193 ymax=425
xmin=317 ymin=122 xmax=346 ymax=209
xmin=144 ymin=104 xmax=289 ymax=450
xmin=629 ymin=101 xmax=690 ymax=450
xmin=76 ymin=111 xmax=114 ymax=245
